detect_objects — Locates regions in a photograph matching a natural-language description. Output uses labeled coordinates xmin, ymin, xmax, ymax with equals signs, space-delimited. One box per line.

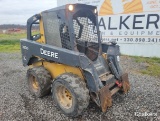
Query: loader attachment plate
xmin=121 ymin=73 xmax=130 ymax=93
xmin=99 ymin=85 xmax=112 ymax=112
xmin=99 ymin=73 xmax=130 ymax=112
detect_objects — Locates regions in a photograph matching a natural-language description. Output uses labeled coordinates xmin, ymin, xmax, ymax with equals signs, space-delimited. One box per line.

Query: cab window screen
xmin=73 ymin=10 xmax=99 ymax=61
xmin=73 ymin=10 xmax=98 ymax=42
xmin=42 ymin=12 xmax=62 ymax=47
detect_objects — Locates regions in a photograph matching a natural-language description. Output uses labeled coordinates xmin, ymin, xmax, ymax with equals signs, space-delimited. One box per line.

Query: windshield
xmin=73 ymin=10 xmax=99 ymax=61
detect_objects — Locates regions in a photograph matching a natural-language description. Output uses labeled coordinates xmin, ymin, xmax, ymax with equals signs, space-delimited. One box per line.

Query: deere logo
xmin=99 ymin=0 xmax=143 ymax=15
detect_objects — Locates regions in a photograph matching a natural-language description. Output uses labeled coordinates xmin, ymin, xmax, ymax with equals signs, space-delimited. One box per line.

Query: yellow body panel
xmin=102 ymin=53 xmax=107 ymax=59
xmin=36 ymin=15 xmax=46 ymax=44
xmin=31 ymin=61 xmax=43 ymax=67
xmin=31 ymin=61 xmax=84 ymax=80
xmin=31 ymin=14 xmax=84 ymax=80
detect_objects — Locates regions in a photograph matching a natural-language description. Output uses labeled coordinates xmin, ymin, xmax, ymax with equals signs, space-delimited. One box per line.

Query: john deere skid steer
xmin=20 ymin=4 xmax=130 ymax=117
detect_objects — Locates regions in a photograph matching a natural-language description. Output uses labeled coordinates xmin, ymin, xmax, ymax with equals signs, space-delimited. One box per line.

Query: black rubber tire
xmin=52 ymin=73 xmax=90 ymax=117
xmin=27 ymin=66 xmax=52 ymax=98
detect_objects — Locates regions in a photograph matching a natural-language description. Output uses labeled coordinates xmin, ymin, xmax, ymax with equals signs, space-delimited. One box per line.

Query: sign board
xmin=57 ymin=0 xmax=160 ymax=57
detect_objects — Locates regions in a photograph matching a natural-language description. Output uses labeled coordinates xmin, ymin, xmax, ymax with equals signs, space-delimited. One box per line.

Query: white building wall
xmin=57 ymin=0 xmax=160 ymax=57
xmin=119 ymin=43 xmax=160 ymax=57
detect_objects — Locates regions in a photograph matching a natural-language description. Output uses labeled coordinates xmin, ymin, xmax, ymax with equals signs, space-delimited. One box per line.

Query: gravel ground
xmin=0 ymin=53 xmax=159 ymax=121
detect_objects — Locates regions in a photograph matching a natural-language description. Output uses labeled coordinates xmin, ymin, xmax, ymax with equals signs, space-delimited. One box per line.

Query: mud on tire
xmin=27 ymin=66 xmax=52 ymax=98
xmin=52 ymin=73 xmax=90 ymax=117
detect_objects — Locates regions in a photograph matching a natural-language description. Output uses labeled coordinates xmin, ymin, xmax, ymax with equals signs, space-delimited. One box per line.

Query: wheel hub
xmin=56 ymin=85 xmax=72 ymax=109
xmin=32 ymin=76 xmax=39 ymax=90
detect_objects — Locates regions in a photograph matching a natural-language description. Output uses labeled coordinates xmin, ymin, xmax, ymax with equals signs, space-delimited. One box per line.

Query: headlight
xmin=68 ymin=5 xmax=74 ymax=11
xmin=94 ymin=9 xmax=97 ymax=14
xmin=117 ymin=56 xmax=120 ymax=61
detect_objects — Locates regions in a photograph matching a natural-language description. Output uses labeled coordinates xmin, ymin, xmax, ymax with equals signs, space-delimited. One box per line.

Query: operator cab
xmin=27 ymin=4 xmax=101 ymax=61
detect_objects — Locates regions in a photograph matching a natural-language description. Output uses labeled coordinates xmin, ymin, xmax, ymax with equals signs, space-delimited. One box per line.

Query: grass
xmin=0 ymin=32 xmax=40 ymax=52
xmin=0 ymin=33 xmax=26 ymax=41
xmin=0 ymin=40 xmax=20 ymax=52
xmin=133 ymin=56 xmax=160 ymax=64
xmin=131 ymin=56 xmax=160 ymax=77
xmin=0 ymin=32 xmax=27 ymax=52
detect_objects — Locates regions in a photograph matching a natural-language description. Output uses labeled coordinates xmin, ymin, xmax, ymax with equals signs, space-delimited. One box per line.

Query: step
xmin=110 ymin=87 xmax=120 ymax=96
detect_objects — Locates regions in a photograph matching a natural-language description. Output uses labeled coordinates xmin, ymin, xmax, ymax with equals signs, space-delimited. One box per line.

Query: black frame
xmin=27 ymin=14 xmax=41 ymax=40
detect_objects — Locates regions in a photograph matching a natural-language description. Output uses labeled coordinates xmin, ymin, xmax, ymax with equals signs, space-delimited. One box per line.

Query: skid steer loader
xmin=20 ymin=4 xmax=130 ymax=117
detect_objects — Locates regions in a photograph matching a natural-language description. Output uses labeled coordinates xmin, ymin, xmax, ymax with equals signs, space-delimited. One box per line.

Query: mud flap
xmin=99 ymin=85 xmax=112 ymax=112
xmin=121 ymin=73 xmax=130 ymax=93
